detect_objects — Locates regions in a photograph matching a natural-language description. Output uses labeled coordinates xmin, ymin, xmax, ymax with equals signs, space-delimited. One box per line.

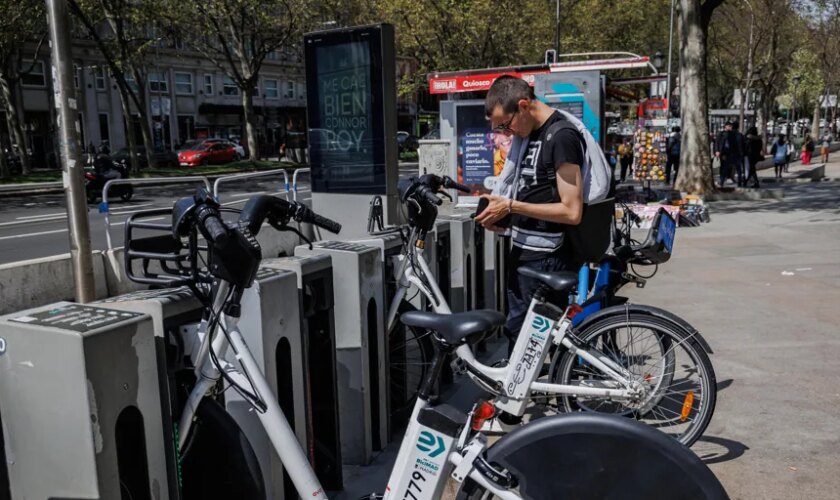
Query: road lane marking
xmin=16 ymin=211 xmax=68 ymax=220
xmin=0 ymin=228 xmax=68 ymax=241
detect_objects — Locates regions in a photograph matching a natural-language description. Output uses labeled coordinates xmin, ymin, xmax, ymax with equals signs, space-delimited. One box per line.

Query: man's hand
xmin=475 ymin=194 xmax=510 ymax=228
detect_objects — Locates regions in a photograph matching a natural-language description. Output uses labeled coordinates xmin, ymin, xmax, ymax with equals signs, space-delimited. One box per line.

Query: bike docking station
xmin=256 ymin=256 xmax=344 ymax=487
xmin=0 ymin=303 xmax=171 ymax=500
xmin=235 ymin=265 xmax=343 ymax=498
xmin=436 ymin=208 xmax=478 ymax=313
xmin=294 ymin=241 xmax=388 ymax=463
xmin=94 ymin=286 xmax=204 ymax=500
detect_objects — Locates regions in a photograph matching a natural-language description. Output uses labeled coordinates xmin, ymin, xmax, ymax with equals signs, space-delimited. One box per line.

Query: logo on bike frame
xmin=531 ymin=316 xmax=550 ymax=334
xmin=416 ymin=430 xmax=446 ymax=458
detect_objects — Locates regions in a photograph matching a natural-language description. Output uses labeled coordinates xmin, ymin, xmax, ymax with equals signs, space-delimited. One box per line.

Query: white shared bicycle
xmin=377 ymin=174 xmax=716 ymax=447
xmin=124 ymin=188 xmax=726 ymax=499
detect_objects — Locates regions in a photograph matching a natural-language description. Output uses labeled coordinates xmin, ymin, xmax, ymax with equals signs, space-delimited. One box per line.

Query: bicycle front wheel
xmin=549 ymin=311 xmax=716 ymax=447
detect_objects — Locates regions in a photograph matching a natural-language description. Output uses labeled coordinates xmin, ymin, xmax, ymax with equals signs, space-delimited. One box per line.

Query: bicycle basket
xmin=124 ymin=208 xmax=211 ymax=288
xmin=633 ymin=208 xmax=676 ymax=265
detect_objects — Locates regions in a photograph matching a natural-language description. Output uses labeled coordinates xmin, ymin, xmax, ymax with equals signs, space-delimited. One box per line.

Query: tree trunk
xmin=0 ymin=135 xmax=8 ymax=179
xmin=811 ymin=99 xmax=820 ymax=140
xmin=117 ymin=86 xmax=141 ymax=174
xmin=0 ymin=76 xmax=31 ymax=175
xmin=241 ymin=87 xmax=259 ymax=161
xmin=675 ymin=0 xmax=714 ymax=194
xmin=137 ymin=107 xmax=156 ymax=168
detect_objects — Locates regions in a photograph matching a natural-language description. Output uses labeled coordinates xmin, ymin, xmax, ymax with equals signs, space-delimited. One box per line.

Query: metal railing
xmin=101 ymin=176 xmax=212 ymax=250
xmin=212 ymin=168 xmax=290 ymax=201
xmin=291 ymin=168 xmax=310 ymax=202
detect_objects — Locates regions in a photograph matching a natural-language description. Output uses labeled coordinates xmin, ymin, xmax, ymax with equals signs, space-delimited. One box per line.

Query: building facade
xmin=3 ymin=39 xmax=307 ymax=165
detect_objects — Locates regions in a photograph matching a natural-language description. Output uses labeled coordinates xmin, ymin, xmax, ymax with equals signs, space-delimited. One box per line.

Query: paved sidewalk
xmin=627 ymin=179 xmax=840 ymax=499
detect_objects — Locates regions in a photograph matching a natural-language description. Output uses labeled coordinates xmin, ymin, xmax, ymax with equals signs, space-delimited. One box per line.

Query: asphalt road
xmin=0 ymin=164 xmax=420 ymax=264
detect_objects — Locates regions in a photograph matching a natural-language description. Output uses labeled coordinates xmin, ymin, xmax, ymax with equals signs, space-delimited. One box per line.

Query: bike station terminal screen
xmin=305 ymin=26 xmax=387 ymax=194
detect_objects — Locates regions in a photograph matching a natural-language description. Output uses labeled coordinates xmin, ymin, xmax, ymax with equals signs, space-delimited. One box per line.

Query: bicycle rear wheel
xmin=389 ymin=301 xmax=434 ymax=425
xmin=549 ymin=311 xmax=716 ymax=447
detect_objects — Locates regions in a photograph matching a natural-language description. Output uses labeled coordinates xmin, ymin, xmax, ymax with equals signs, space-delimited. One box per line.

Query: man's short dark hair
xmin=485 ymin=75 xmax=534 ymax=117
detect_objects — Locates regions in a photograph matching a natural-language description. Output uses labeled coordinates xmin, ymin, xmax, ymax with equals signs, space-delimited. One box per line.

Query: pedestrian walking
xmin=618 ymin=138 xmax=633 ymax=182
xmin=745 ymin=126 xmax=763 ymax=188
xmin=801 ymin=135 xmax=814 ymax=165
xmin=771 ymin=135 xmax=789 ymax=179
xmin=665 ymin=126 xmax=681 ymax=184
xmin=715 ymin=121 xmax=743 ymax=187
xmin=820 ymin=130 xmax=832 ymax=163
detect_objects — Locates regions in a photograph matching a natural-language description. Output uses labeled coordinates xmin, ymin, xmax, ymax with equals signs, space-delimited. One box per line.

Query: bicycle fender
xmin=578 ymin=302 xmax=714 ymax=355
xmin=480 ymin=414 xmax=728 ymax=500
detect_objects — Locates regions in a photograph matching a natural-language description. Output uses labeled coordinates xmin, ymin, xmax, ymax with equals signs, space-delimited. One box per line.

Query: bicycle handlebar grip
xmin=297 ymin=205 xmax=342 ymax=234
xmin=196 ymin=205 xmax=229 ymax=246
xmin=421 ymin=187 xmax=443 ymax=206
xmin=445 ymin=177 xmax=471 ymax=193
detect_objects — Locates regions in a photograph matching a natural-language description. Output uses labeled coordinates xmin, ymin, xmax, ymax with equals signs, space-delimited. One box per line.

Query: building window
xmin=95 ymin=67 xmax=107 ymax=91
xmin=203 ymin=74 xmax=213 ymax=95
xmin=124 ymin=73 xmax=139 ymax=92
xmin=149 ymin=71 xmax=168 ymax=93
xmin=285 ymin=81 xmax=295 ymax=99
xmin=20 ymin=60 xmax=46 ymax=87
xmin=74 ymin=64 xmax=81 ymax=89
xmin=175 ymin=72 xmax=193 ymax=95
xmin=264 ymin=79 xmax=279 ymax=99
xmin=223 ymin=76 xmax=239 ymax=96
xmin=99 ymin=113 xmax=110 ymax=144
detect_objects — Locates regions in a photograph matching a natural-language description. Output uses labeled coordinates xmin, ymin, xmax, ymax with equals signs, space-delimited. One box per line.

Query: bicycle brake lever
xmin=438 ymin=190 xmax=453 ymax=202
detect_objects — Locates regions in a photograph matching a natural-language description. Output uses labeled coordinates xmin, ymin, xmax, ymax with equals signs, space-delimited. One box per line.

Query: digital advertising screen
xmin=305 ymin=27 xmax=386 ymax=194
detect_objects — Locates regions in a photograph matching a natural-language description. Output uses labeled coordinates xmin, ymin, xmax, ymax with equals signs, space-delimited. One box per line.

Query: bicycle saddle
xmin=400 ymin=310 xmax=505 ymax=346
xmin=518 ymin=268 xmax=579 ymax=292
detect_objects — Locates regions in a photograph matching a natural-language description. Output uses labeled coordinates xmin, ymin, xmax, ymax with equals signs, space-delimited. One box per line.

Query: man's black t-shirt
xmin=511 ymin=111 xmax=585 ymax=261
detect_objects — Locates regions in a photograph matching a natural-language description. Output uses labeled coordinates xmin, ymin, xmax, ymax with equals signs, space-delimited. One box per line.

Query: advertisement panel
xmin=452 ymin=102 xmax=513 ymax=202
xmin=305 ymin=26 xmax=390 ymax=194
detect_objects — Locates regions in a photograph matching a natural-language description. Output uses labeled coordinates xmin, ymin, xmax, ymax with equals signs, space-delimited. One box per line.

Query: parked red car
xmin=178 ymin=142 xmax=237 ymax=167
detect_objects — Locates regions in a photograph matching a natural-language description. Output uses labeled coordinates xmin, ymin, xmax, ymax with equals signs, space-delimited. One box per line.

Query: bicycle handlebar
xmin=239 ymin=195 xmax=341 ymax=235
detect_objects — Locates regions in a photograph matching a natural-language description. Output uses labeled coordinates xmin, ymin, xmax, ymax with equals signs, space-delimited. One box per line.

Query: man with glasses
xmin=475 ymin=75 xmax=585 ymax=359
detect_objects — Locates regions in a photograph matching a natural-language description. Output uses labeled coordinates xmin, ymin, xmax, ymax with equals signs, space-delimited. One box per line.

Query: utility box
xmin=258 ymin=257 xmax=344 ymax=489
xmin=295 ymin=242 xmax=388 ymax=464
xmin=438 ymin=209 xmax=477 ymax=313
xmin=0 ymin=303 xmax=170 ymax=500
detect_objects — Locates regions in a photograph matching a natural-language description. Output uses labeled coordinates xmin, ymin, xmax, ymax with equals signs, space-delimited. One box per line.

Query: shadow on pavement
xmin=709 ymin=182 xmax=840 ymax=216
xmin=693 ymin=435 xmax=749 ymax=465
xmin=716 ymin=379 xmax=734 ymax=392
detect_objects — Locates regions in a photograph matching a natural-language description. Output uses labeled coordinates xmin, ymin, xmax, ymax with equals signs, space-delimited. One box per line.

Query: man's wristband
xmin=507 ymin=199 xmax=513 ymax=214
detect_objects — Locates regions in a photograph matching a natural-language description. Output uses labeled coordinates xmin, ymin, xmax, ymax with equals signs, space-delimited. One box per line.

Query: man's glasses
xmin=492 ymin=109 xmax=518 ymax=133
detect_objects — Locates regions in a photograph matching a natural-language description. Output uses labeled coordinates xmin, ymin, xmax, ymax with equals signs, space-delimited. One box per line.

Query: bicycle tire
xmin=457 ymin=413 xmax=728 ymax=500
xmin=389 ymin=301 xmax=434 ymax=425
xmin=548 ymin=311 xmax=716 ymax=447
